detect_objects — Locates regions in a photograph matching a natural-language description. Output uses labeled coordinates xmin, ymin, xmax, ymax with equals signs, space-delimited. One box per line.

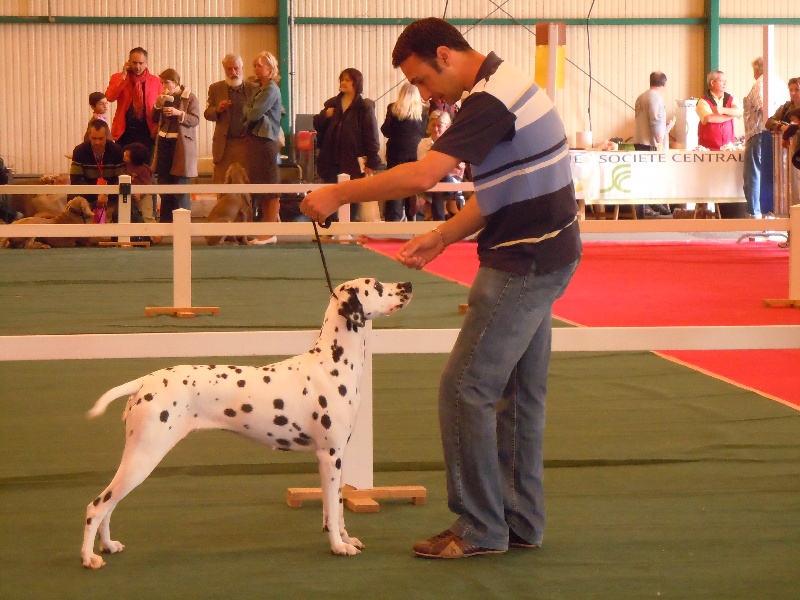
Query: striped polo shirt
xmin=432 ymin=52 xmax=581 ymax=275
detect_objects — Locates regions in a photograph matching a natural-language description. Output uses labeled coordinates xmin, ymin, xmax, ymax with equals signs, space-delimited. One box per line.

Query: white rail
xmin=3 ymin=183 xmax=798 ymax=488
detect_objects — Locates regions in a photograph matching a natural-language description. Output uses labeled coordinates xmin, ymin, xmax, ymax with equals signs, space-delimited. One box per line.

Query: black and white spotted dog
xmin=81 ymin=278 xmax=412 ymax=569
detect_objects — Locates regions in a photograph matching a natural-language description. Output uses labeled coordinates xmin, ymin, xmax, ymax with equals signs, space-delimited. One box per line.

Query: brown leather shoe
xmin=508 ymin=529 xmax=541 ymax=549
xmin=413 ymin=529 xmax=506 ymax=559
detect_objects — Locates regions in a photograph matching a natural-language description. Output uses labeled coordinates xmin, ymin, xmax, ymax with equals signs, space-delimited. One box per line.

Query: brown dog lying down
xmin=205 ymin=163 xmax=253 ymax=246
xmin=1 ymin=197 xmax=95 ymax=249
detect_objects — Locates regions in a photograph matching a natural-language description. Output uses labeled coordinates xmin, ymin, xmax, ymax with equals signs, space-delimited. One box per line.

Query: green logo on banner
xmin=600 ymin=164 xmax=631 ymax=195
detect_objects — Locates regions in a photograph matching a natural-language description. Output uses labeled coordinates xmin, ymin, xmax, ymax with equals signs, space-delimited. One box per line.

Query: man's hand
xmin=301 ymin=186 xmax=343 ymax=224
xmin=217 ymin=99 xmax=232 ymax=113
xmin=396 ymin=230 xmax=444 ymax=270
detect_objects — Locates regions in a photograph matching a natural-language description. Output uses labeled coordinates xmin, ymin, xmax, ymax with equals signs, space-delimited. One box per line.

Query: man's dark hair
xmin=129 ymin=47 xmax=148 ymax=58
xmin=88 ymin=119 xmax=111 ymax=135
xmin=392 ymin=17 xmax=472 ymax=70
xmin=339 ymin=68 xmax=364 ymax=95
xmin=124 ymin=142 xmax=150 ymax=166
xmin=789 ymin=77 xmax=800 ymax=87
xmin=650 ymin=71 xmax=667 ymax=87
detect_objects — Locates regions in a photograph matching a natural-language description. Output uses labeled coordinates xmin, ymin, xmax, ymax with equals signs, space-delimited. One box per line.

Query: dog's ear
xmin=337 ymin=287 xmax=366 ymax=331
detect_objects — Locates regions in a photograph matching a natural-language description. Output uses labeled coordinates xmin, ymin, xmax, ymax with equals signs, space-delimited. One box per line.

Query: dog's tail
xmin=86 ymin=379 xmax=144 ymax=419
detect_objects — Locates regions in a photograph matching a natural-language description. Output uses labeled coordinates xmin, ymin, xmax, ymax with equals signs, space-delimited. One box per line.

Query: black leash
xmin=312 ymin=218 xmax=335 ymax=295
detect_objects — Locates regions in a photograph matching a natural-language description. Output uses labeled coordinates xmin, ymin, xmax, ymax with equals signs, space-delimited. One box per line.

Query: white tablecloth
xmin=570 ymin=150 xmax=745 ymax=204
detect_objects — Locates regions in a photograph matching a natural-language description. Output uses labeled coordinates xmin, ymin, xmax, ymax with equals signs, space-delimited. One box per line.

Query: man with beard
xmin=204 ymin=53 xmax=259 ymax=183
xmin=105 ymin=47 xmax=162 ymax=153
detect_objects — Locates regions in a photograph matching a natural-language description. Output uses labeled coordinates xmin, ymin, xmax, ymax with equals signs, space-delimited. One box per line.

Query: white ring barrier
xmin=3 ymin=182 xmax=799 ymax=489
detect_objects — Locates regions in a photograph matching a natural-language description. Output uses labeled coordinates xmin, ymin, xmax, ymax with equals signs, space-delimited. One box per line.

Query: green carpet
xmin=1 ymin=245 xmax=798 ymax=599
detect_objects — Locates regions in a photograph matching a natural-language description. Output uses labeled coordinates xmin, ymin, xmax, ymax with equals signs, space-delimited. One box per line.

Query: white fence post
xmin=336 ymin=173 xmax=352 ymax=241
xmin=172 ymin=208 xmax=192 ymax=308
xmin=117 ymin=175 xmax=131 ymax=244
xmin=342 ymin=321 xmax=374 ymax=490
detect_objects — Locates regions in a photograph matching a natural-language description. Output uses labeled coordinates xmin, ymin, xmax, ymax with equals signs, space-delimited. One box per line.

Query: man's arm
xmin=104 ymin=71 xmax=127 ymax=103
xmin=301 ymin=149 xmax=461 ymax=222
xmin=204 ymin=84 xmax=223 ymax=121
xmin=396 ymin=196 xmax=485 ymax=270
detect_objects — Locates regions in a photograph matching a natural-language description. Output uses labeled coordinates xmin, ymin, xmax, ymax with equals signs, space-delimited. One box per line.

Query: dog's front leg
xmin=317 ymin=449 xmax=361 ymax=556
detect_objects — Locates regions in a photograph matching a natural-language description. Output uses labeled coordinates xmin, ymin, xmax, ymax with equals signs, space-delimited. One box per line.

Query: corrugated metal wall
xmin=0 ymin=23 xmax=276 ymax=174
xmin=1 ymin=1 xmax=798 ymax=174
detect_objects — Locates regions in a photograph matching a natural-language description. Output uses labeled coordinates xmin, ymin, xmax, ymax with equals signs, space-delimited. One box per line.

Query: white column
xmin=117 ymin=175 xmax=131 ymax=244
xmin=172 ymin=208 xmax=192 ymax=308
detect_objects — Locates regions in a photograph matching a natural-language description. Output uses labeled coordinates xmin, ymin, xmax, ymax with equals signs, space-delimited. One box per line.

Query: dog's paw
xmin=342 ymin=534 xmax=365 ymax=549
xmin=331 ymin=542 xmax=362 ymax=556
xmin=82 ymin=553 xmax=106 ymax=569
xmin=100 ymin=540 xmax=125 ymax=555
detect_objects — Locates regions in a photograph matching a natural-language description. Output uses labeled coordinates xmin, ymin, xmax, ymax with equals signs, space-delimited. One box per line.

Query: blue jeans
xmin=156 ymin=173 xmax=190 ymax=223
xmin=440 ymin=259 xmax=579 ymax=550
xmin=743 ymin=132 xmax=766 ymax=216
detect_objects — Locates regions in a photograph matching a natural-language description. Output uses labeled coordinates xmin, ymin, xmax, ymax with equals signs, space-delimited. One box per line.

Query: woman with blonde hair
xmin=244 ymin=50 xmax=283 ymax=229
xmin=381 ymin=82 xmax=427 ymax=221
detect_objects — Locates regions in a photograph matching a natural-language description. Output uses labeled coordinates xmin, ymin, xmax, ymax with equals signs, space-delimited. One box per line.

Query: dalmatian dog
xmin=81 ymin=278 xmax=412 ymax=569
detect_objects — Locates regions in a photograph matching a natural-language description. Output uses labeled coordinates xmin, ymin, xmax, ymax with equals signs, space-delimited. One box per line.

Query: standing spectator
xmin=381 ymin=82 xmax=427 ymax=221
xmin=69 ymin=120 xmax=125 ymax=220
xmin=742 ymin=58 xmax=771 ymax=218
xmin=204 ymin=54 xmax=258 ymax=184
xmin=151 ymin=68 xmax=199 ymax=222
xmin=696 ymin=70 xmax=743 ymax=150
xmin=87 ymin=92 xmax=109 ymax=125
xmin=632 ymin=71 xmax=675 ymax=216
xmin=313 ymin=68 xmax=381 ymax=221
xmin=417 ymin=110 xmax=465 ymax=221
xmin=302 ymin=17 xmax=581 ymax=558
xmin=243 ymin=51 xmax=283 ymax=227
xmin=765 ymin=77 xmax=800 ymax=203
xmin=80 ymin=93 xmax=110 ymax=144
xmin=105 ymin=47 xmax=162 ymax=152
xmin=765 ymin=77 xmax=800 ymax=133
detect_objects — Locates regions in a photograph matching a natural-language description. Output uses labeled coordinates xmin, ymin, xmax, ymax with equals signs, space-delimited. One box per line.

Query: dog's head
xmin=224 ymin=163 xmax=250 ymax=185
xmin=66 ymin=196 xmax=95 ymax=220
xmin=334 ymin=278 xmax=413 ymax=331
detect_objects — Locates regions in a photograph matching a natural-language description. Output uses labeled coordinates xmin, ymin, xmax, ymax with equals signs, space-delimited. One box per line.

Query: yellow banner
xmin=534 ymin=45 xmax=565 ymax=89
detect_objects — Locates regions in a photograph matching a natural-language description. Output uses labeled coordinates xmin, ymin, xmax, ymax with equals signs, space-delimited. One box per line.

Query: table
xmin=570 ymin=150 xmax=745 ymax=218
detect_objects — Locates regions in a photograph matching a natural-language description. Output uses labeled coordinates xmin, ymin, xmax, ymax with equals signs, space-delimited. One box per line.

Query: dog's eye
xmin=374 ymin=281 xmax=384 ymax=295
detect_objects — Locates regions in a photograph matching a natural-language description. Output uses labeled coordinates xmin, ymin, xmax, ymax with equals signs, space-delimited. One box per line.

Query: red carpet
xmin=365 ymin=239 xmax=800 ymax=409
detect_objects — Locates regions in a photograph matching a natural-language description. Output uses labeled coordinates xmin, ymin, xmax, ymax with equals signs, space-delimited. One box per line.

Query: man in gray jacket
xmin=204 ymin=54 xmax=258 ymax=183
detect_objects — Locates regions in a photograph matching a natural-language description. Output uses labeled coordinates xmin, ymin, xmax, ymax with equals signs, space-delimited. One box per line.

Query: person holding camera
xmin=105 ymin=47 xmax=162 ymax=152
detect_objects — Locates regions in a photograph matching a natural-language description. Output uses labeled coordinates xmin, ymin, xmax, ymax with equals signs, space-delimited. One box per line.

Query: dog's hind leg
xmin=316 ymin=447 xmax=363 ymax=555
xmin=82 ymin=428 xmax=183 ymax=568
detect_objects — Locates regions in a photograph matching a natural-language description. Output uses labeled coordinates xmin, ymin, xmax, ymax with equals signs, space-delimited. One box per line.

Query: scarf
xmin=130 ymin=70 xmax=147 ymax=119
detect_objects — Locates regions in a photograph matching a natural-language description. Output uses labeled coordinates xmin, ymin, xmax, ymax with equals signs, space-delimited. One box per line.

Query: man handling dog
xmin=301 ymin=18 xmax=582 ymax=558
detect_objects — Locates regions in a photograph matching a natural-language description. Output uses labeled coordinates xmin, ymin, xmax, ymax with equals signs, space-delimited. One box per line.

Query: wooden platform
xmin=144 ymin=306 xmax=220 ymax=318
xmin=286 ymin=484 xmax=427 ymax=513
xmin=99 ymin=240 xmax=151 ymax=248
